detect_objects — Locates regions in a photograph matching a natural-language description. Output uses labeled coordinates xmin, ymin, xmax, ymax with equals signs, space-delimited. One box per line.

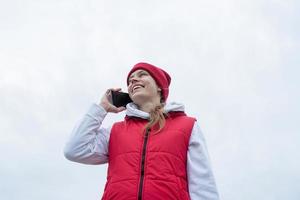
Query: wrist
xmin=99 ymin=102 xmax=110 ymax=112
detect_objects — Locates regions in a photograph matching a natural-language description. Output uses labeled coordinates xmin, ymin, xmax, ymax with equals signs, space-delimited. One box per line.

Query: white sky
xmin=0 ymin=0 xmax=299 ymax=199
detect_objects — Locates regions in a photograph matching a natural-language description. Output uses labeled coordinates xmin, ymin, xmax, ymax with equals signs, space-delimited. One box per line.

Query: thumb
xmin=117 ymin=106 xmax=126 ymax=112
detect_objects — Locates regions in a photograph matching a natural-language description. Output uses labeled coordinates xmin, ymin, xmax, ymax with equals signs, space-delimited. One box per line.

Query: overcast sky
xmin=0 ymin=0 xmax=299 ymax=199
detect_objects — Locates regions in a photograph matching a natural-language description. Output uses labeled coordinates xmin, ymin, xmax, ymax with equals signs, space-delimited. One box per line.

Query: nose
xmin=128 ymin=76 xmax=141 ymax=93
xmin=128 ymin=76 xmax=139 ymax=85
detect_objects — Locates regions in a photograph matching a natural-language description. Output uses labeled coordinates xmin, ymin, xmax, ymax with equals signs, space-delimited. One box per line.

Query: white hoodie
xmin=64 ymin=102 xmax=220 ymax=200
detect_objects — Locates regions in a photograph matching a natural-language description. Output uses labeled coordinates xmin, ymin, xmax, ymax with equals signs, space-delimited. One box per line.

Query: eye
xmin=139 ymin=72 xmax=147 ymax=77
xmin=128 ymin=72 xmax=148 ymax=84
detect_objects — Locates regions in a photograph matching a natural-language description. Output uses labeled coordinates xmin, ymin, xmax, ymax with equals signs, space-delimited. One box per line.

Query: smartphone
xmin=111 ymin=91 xmax=133 ymax=107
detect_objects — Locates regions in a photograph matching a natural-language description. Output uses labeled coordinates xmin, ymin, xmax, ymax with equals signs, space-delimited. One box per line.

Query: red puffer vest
xmin=101 ymin=112 xmax=196 ymax=200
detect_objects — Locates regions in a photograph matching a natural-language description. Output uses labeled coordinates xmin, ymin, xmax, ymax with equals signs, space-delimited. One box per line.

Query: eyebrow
xmin=128 ymin=70 xmax=147 ymax=80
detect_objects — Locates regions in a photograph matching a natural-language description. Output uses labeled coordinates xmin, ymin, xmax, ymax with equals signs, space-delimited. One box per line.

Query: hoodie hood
xmin=125 ymin=102 xmax=185 ymax=119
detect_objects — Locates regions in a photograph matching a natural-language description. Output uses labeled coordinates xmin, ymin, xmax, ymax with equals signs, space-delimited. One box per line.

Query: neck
xmin=138 ymin=101 xmax=161 ymax=113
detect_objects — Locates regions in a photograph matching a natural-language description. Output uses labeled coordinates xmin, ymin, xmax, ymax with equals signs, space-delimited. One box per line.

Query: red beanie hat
xmin=127 ymin=62 xmax=171 ymax=102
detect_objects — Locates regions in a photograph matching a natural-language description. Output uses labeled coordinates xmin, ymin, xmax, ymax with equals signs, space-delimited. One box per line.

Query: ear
xmin=158 ymin=88 xmax=162 ymax=92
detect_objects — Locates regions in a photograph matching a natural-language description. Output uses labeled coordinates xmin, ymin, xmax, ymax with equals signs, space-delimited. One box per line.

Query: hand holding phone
xmin=111 ymin=91 xmax=133 ymax=107
xmin=100 ymin=88 xmax=128 ymax=113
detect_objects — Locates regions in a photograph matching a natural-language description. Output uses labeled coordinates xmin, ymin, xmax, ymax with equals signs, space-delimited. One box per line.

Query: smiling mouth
xmin=132 ymin=85 xmax=144 ymax=93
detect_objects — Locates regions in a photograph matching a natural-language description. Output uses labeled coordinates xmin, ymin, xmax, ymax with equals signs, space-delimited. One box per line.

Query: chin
xmin=131 ymin=93 xmax=148 ymax=104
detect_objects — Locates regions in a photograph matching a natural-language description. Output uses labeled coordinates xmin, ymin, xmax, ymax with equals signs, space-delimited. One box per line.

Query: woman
xmin=64 ymin=62 xmax=220 ymax=200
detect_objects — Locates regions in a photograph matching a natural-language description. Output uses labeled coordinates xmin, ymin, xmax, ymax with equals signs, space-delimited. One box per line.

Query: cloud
xmin=0 ymin=0 xmax=299 ymax=199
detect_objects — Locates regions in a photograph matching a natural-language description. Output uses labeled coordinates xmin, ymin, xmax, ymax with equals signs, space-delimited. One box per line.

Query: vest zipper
xmin=138 ymin=128 xmax=150 ymax=200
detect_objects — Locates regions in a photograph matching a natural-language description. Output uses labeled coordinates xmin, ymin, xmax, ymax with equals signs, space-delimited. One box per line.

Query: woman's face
xmin=127 ymin=69 xmax=161 ymax=105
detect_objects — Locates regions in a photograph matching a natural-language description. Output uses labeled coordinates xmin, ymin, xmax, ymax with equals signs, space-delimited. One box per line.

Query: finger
xmin=110 ymin=106 xmax=126 ymax=113
xmin=105 ymin=89 xmax=112 ymax=95
xmin=109 ymin=105 xmax=120 ymax=113
xmin=117 ymin=106 xmax=126 ymax=112
xmin=111 ymin=88 xmax=122 ymax=92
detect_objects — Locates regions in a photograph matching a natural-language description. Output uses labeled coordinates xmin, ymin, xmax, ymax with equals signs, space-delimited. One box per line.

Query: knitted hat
xmin=127 ymin=62 xmax=171 ymax=102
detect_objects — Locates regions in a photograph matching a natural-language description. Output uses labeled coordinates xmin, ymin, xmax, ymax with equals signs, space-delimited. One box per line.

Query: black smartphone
xmin=111 ymin=91 xmax=133 ymax=107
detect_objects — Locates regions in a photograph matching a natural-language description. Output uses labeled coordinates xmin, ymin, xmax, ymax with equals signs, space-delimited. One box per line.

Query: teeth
xmin=133 ymin=86 xmax=141 ymax=90
xmin=133 ymin=85 xmax=143 ymax=91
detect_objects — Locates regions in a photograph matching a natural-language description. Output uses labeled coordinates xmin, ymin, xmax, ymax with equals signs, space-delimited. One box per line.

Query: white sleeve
xmin=63 ymin=103 xmax=111 ymax=165
xmin=187 ymin=121 xmax=220 ymax=200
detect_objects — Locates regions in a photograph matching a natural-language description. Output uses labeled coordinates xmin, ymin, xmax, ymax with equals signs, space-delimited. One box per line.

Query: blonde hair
xmin=144 ymin=102 xmax=168 ymax=134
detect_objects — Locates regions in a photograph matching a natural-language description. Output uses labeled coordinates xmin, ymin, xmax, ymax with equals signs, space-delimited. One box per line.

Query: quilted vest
xmin=101 ymin=111 xmax=196 ymax=200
